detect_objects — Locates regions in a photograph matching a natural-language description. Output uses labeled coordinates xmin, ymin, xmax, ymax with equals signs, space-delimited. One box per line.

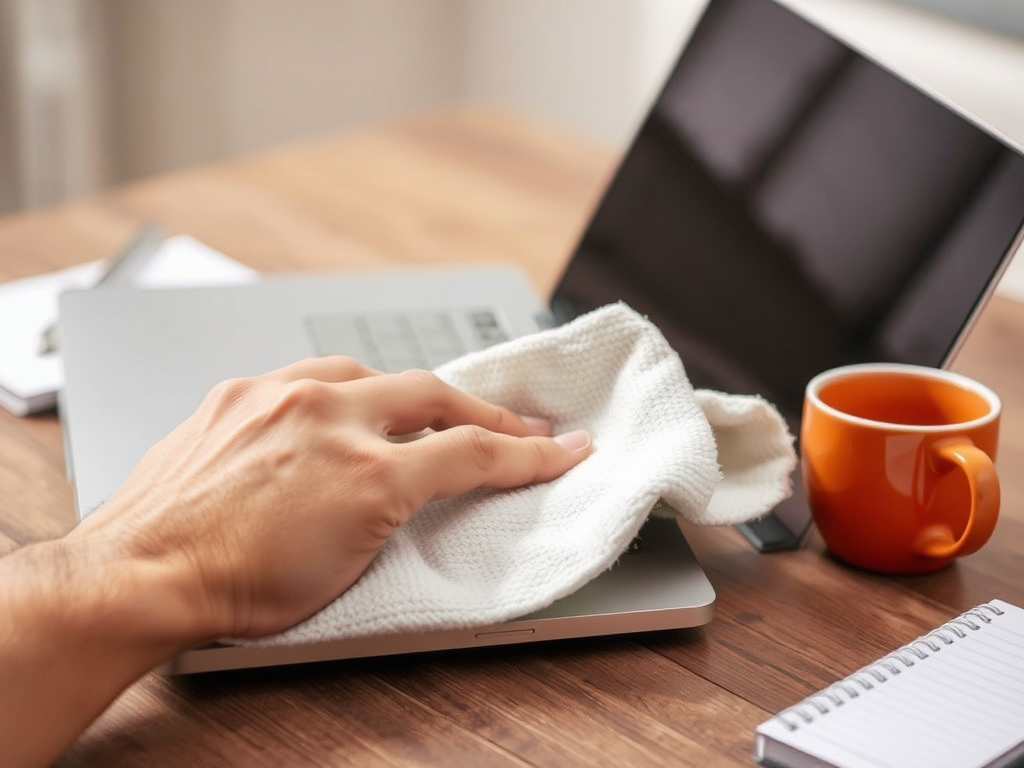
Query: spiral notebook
xmin=755 ymin=600 xmax=1024 ymax=768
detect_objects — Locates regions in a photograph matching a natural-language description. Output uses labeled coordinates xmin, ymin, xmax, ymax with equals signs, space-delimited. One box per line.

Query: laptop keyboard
xmin=307 ymin=309 xmax=510 ymax=371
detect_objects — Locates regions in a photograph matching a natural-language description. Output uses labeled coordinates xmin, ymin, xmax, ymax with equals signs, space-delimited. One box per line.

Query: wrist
xmin=0 ymin=536 xmax=213 ymax=767
xmin=17 ymin=533 xmax=213 ymax=666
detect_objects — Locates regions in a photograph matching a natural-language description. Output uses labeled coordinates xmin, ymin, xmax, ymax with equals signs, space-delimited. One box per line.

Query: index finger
xmin=396 ymin=425 xmax=593 ymax=503
xmin=347 ymin=369 xmax=553 ymax=438
xmin=266 ymin=355 xmax=381 ymax=384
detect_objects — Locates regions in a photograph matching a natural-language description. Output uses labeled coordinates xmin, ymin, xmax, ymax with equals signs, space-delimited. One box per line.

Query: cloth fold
xmin=252 ymin=302 xmax=796 ymax=646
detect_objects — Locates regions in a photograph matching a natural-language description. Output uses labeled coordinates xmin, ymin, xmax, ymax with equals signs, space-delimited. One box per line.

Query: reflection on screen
xmin=551 ymin=0 xmax=1024 ymax=429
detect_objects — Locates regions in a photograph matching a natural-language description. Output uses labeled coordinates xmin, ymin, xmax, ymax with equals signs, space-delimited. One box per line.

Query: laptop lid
xmin=548 ymin=0 xmax=1024 ymax=550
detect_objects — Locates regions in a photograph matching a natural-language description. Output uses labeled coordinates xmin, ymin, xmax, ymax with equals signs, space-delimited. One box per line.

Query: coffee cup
xmin=801 ymin=363 xmax=1000 ymax=574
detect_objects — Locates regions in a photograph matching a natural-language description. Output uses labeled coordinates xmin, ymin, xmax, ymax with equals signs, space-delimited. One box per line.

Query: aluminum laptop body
xmin=59 ymin=268 xmax=719 ymax=675
xmin=58 ymin=0 xmax=1024 ymax=674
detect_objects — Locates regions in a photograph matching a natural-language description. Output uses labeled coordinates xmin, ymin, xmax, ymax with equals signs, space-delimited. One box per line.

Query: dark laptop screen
xmin=550 ymin=0 xmax=1024 ymax=432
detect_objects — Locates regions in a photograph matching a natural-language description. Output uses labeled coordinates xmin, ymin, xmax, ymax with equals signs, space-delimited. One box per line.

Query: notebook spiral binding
xmin=774 ymin=601 xmax=1006 ymax=731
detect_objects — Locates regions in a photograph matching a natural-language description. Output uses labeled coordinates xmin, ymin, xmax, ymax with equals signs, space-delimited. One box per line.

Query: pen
xmin=37 ymin=222 xmax=164 ymax=355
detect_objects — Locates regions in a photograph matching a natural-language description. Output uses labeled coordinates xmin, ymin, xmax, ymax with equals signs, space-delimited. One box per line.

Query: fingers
xmin=346 ymin=369 xmax=554 ymax=437
xmin=268 ymin=355 xmax=381 ymax=384
xmin=398 ymin=425 xmax=593 ymax=502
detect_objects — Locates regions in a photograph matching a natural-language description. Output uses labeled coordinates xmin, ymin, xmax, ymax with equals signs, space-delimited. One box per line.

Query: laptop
xmin=58 ymin=0 xmax=1024 ymax=674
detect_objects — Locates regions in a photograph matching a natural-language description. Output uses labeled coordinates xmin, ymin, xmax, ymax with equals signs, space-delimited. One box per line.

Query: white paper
xmin=0 ymin=235 xmax=257 ymax=416
xmin=755 ymin=600 xmax=1024 ymax=768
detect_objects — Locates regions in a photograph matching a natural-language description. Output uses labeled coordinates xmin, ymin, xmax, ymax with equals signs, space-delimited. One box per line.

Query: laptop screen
xmin=550 ymin=0 xmax=1024 ymax=431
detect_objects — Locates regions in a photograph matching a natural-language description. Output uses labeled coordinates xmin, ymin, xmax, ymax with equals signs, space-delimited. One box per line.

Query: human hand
xmin=71 ymin=356 xmax=592 ymax=642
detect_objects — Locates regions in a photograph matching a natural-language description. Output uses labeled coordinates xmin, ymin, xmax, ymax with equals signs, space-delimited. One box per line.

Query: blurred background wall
xmin=2 ymin=0 xmax=1024 ymax=304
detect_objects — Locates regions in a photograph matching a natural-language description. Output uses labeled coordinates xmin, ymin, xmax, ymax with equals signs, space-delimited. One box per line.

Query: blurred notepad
xmin=0 ymin=235 xmax=257 ymax=416
xmin=755 ymin=599 xmax=1024 ymax=768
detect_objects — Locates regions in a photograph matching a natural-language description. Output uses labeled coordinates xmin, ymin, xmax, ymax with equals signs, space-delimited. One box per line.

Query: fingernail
xmin=521 ymin=415 xmax=551 ymax=432
xmin=554 ymin=429 xmax=591 ymax=453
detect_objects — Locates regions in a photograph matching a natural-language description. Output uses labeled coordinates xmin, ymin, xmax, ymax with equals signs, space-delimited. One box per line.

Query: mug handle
xmin=914 ymin=440 xmax=1000 ymax=559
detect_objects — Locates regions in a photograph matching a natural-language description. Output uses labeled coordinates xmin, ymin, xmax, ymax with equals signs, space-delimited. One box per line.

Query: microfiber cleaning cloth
xmin=253 ymin=302 xmax=796 ymax=645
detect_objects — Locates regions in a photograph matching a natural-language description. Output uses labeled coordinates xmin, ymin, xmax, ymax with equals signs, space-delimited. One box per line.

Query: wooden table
xmin=1 ymin=109 xmax=1022 ymax=767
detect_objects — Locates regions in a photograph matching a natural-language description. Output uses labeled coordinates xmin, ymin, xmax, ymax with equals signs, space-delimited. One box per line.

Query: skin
xmin=0 ymin=356 xmax=592 ymax=768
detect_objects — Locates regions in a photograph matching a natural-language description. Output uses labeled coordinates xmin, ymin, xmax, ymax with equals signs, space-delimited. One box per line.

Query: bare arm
xmin=0 ymin=357 xmax=592 ymax=767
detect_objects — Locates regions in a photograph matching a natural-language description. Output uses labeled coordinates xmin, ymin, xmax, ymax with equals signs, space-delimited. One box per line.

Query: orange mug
xmin=801 ymin=363 xmax=1000 ymax=574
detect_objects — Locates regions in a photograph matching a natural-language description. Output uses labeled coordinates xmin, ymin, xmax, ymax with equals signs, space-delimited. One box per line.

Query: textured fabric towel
xmin=254 ymin=302 xmax=796 ymax=646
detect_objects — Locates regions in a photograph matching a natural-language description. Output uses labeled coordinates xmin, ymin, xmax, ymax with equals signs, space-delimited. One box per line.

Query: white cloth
xmin=254 ymin=302 xmax=796 ymax=646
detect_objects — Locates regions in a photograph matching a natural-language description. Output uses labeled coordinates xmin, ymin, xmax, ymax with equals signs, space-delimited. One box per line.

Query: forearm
xmin=0 ymin=537 xmax=207 ymax=768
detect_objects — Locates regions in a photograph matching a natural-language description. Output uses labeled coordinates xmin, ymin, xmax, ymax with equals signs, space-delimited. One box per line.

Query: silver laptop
xmin=58 ymin=0 xmax=1024 ymax=674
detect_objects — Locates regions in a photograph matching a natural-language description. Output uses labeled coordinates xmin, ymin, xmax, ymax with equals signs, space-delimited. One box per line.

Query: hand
xmin=71 ymin=356 xmax=593 ymax=641
xmin=2 ymin=356 xmax=591 ymax=767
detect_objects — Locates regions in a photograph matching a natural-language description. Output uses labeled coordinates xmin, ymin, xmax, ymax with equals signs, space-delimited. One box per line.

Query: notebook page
xmin=756 ymin=600 xmax=1024 ymax=768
